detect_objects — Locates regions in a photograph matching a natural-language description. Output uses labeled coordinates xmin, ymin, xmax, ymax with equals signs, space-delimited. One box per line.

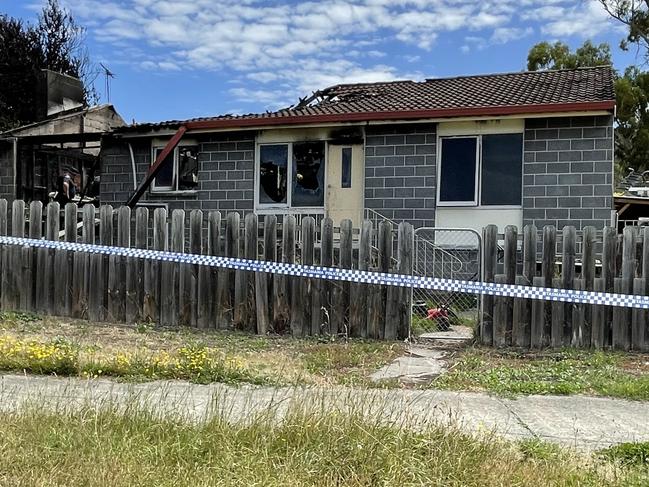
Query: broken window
xmin=292 ymin=141 xmax=324 ymax=207
xmin=151 ymin=144 xmax=199 ymax=192
xmin=259 ymin=144 xmax=288 ymax=204
xmin=258 ymin=141 xmax=326 ymax=208
xmin=178 ymin=146 xmax=199 ymax=190
xmin=341 ymin=147 xmax=352 ymax=188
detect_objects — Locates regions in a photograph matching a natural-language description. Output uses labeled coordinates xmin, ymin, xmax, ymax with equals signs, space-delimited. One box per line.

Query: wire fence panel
xmin=411 ymin=227 xmax=481 ymax=336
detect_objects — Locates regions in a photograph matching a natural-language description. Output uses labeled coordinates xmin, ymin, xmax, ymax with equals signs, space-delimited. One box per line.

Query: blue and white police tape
xmin=1 ymin=234 xmax=648 ymax=310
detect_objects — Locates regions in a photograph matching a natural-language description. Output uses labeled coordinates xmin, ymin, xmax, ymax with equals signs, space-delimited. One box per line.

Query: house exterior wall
xmin=522 ymin=115 xmax=614 ymax=230
xmin=0 ymin=141 xmax=14 ymax=202
xmin=100 ymin=132 xmax=255 ymax=214
xmin=99 ymin=114 xmax=614 ymax=232
xmin=364 ymin=123 xmax=437 ymax=228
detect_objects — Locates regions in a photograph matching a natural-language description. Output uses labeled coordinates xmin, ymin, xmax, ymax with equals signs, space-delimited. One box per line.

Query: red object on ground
xmin=427 ymin=308 xmax=448 ymax=320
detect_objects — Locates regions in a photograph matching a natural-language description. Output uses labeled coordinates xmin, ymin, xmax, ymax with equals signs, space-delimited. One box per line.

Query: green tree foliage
xmin=614 ymin=67 xmax=649 ymax=173
xmin=598 ymin=1 xmax=649 ymax=53
xmin=0 ymin=0 xmax=96 ymax=131
xmin=527 ymin=41 xmax=612 ymax=71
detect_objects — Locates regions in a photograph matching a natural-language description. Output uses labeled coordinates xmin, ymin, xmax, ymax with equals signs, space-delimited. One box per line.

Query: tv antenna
xmin=100 ymin=63 xmax=116 ymax=103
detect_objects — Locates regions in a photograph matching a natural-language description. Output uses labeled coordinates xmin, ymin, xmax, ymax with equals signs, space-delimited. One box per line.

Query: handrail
xmin=363 ymin=209 xmax=465 ymax=275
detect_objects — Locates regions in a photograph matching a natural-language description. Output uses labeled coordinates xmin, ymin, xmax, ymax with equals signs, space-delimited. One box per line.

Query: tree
xmin=599 ymin=1 xmax=649 ymax=54
xmin=527 ymin=40 xmax=612 ymax=71
xmin=0 ymin=0 xmax=96 ymax=131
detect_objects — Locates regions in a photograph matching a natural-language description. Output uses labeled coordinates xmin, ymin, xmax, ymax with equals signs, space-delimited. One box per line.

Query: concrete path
xmin=1 ymin=373 xmax=648 ymax=451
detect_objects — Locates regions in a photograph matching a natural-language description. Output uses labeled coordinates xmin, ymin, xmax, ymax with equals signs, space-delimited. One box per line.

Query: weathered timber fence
xmin=0 ymin=200 xmax=413 ymax=340
xmin=481 ymin=223 xmax=649 ymax=351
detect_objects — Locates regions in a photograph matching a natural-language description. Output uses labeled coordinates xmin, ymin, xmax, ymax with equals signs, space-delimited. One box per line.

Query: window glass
xmin=153 ymin=148 xmax=174 ymax=189
xmin=178 ymin=146 xmax=199 ymax=190
xmin=259 ymin=144 xmax=288 ymax=204
xmin=292 ymin=141 xmax=325 ymax=207
xmin=439 ymin=137 xmax=477 ymax=203
xmin=341 ymin=147 xmax=352 ymax=188
xmin=481 ymin=134 xmax=523 ymax=206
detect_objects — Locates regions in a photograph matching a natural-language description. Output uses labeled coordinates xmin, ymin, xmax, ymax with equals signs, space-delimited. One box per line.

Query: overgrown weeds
xmin=0 ymin=399 xmax=644 ymax=486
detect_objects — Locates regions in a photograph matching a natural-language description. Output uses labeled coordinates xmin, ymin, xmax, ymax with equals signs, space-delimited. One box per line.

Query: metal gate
xmin=411 ymin=227 xmax=482 ymax=336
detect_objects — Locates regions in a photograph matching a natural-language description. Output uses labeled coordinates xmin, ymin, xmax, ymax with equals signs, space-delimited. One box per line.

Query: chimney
xmin=36 ymin=69 xmax=84 ymax=120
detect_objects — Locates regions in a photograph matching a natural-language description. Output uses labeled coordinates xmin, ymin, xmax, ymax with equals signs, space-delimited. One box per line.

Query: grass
xmin=0 ymin=400 xmax=646 ymax=486
xmin=434 ymin=347 xmax=649 ymax=400
xmin=0 ymin=312 xmax=403 ymax=386
xmin=599 ymin=442 xmax=649 ymax=466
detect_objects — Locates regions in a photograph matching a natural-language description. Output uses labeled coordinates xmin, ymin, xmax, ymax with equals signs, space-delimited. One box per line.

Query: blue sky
xmin=1 ymin=0 xmax=640 ymax=123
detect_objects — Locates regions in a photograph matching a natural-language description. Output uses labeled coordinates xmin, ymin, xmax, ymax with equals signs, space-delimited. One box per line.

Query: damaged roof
xmin=120 ymin=66 xmax=616 ymax=132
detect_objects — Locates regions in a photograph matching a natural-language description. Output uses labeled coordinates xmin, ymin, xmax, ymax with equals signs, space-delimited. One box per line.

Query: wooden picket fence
xmin=481 ymin=224 xmax=649 ymax=351
xmin=0 ymin=199 xmax=413 ymax=340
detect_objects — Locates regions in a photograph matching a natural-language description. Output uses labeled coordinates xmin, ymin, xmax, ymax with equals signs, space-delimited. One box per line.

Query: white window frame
xmin=436 ymin=135 xmax=480 ymax=207
xmin=254 ymin=141 xmax=327 ymax=213
xmin=150 ymin=141 xmax=198 ymax=194
xmin=436 ymin=133 xmax=523 ymax=209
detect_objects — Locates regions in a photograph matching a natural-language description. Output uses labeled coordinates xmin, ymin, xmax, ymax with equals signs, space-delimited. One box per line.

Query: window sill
xmin=150 ymin=190 xmax=199 ymax=196
xmin=255 ymin=207 xmax=325 ymax=214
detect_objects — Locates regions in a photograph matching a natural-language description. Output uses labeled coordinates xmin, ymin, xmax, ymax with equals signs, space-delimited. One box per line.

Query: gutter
xmin=180 ymin=101 xmax=616 ymax=131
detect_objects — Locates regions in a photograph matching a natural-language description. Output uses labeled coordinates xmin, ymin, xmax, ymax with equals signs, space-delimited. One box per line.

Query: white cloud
xmin=53 ymin=0 xmax=622 ymax=110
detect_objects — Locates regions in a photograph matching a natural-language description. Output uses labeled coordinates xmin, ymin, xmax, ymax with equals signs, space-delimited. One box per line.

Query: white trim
xmin=254 ymin=140 xmax=327 ymax=212
xmin=436 ymin=132 xmax=524 ymax=209
xmin=150 ymin=138 xmax=199 ymax=193
xmin=436 ymin=135 xmax=480 ymax=207
xmin=150 ymin=145 xmax=175 ymax=192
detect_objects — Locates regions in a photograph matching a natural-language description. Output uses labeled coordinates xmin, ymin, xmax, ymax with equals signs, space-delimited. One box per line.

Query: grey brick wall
xmin=364 ymin=124 xmax=436 ymax=228
xmin=522 ymin=115 xmax=614 ymax=230
xmin=100 ymin=132 xmax=255 ymax=214
xmin=0 ymin=142 xmax=15 ymax=202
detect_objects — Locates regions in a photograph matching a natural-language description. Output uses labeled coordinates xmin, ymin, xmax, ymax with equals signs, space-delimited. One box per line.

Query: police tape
xmin=1 ymin=234 xmax=648 ymax=310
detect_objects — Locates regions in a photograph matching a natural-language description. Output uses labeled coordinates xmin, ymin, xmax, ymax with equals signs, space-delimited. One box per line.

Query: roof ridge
xmin=423 ymin=64 xmax=613 ymax=83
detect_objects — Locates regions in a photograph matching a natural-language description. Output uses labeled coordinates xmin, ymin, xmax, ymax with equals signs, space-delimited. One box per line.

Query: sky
xmin=0 ymin=0 xmax=642 ymax=123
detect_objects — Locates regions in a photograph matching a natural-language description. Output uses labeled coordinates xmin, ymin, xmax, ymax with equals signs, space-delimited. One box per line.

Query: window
xmin=151 ymin=144 xmax=199 ymax=192
xmin=341 ymin=147 xmax=352 ymax=188
xmin=438 ymin=133 xmax=522 ymax=207
xmin=257 ymin=141 xmax=326 ymax=208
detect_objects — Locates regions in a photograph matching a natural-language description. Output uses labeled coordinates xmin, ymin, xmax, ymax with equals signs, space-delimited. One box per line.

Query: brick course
xmin=364 ymin=124 xmax=436 ymax=228
xmin=522 ymin=116 xmax=613 ymax=230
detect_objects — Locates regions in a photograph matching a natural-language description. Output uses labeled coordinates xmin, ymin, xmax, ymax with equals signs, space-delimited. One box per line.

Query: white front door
xmin=326 ymin=144 xmax=364 ymax=226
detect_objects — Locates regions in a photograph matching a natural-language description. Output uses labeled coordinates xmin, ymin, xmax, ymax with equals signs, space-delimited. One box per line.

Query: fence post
xmin=350 ymin=220 xmax=371 ymax=338
xmin=60 ymin=202 xmax=77 ymax=316
xmin=599 ymin=226 xmax=616 ymax=348
xmin=0 ymin=200 xmax=6 ymax=311
xmin=503 ymin=225 xmax=517 ymax=346
xmin=316 ymin=218 xmax=334 ymax=333
xmin=143 ymin=208 xmax=165 ymax=324
xmin=244 ymin=213 xmax=257 ymax=333
xmin=632 ymin=227 xmax=649 ymax=351
xmin=107 ymin=206 xmax=129 ymax=323
xmin=44 ymin=202 xmax=60 ymax=316
xmin=542 ymin=225 xmax=556 ymax=347
xmin=561 ymin=226 xmax=576 ymax=346
xmin=217 ymin=212 xmax=238 ymax=329
xmin=481 ymin=224 xmax=498 ymax=345
xmin=397 ymin=221 xmax=414 ymax=340
xmin=279 ymin=215 xmax=296 ymax=333
xmin=255 ymin=215 xmax=274 ymax=335
xmin=261 ymin=214 xmax=277 ymax=333
xmin=333 ymin=219 xmax=352 ymax=337
xmin=164 ymin=209 xmax=184 ymax=326
xmin=613 ymin=226 xmax=634 ymax=350
xmin=514 ymin=224 xmax=536 ymax=347
xmin=25 ymin=201 xmax=42 ymax=314
xmin=292 ymin=216 xmax=314 ymax=337
xmin=201 ymin=210 xmax=221 ymax=329
xmin=6 ymin=200 xmax=25 ymax=310
xmin=188 ymin=209 xmax=202 ymax=327
xmin=129 ymin=207 xmax=148 ymax=323
xmin=580 ymin=226 xmax=596 ymax=347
